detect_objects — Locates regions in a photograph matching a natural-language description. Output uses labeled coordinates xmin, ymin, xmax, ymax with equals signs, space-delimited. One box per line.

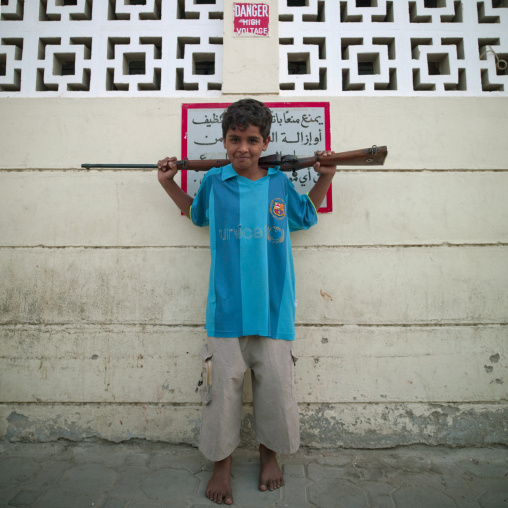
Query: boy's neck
xmin=232 ymin=164 xmax=267 ymax=181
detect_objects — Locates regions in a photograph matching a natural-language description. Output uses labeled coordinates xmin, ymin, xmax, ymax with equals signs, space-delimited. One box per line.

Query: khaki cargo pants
xmin=197 ymin=336 xmax=300 ymax=462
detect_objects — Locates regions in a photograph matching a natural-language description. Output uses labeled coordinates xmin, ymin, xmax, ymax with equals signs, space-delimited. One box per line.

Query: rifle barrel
xmin=81 ymin=146 xmax=387 ymax=170
xmin=81 ymin=164 xmax=158 ymax=169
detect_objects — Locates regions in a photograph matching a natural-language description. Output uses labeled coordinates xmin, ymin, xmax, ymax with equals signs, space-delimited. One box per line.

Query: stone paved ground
xmin=0 ymin=441 xmax=507 ymax=507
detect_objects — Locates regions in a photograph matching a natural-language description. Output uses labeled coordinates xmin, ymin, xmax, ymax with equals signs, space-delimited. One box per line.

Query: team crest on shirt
xmin=270 ymin=198 xmax=286 ymax=219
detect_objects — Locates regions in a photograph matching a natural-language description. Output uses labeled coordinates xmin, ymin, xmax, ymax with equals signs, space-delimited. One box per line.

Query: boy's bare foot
xmin=258 ymin=444 xmax=284 ymax=491
xmin=206 ymin=455 xmax=233 ymax=505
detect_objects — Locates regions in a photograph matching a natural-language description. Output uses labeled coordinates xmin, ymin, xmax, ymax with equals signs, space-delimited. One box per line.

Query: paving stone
xmin=101 ymin=498 xmax=127 ymax=508
xmin=0 ymin=442 xmax=506 ymax=508
xmin=141 ymin=468 xmax=199 ymax=501
xmin=0 ymin=458 xmax=40 ymax=487
xmin=308 ymin=478 xmax=369 ymax=508
xmin=392 ymin=485 xmax=455 ymax=508
xmin=120 ymin=496 xmax=169 ymax=508
xmin=26 ymin=460 xmax=71 ymax=490
xmin=149 ymin=450 xmax=196 ymax=470
xmin=315 ymin=455 xmax=353 ymax=467
xmin=456 ymin=459 xmax=508 ymax=479
xmin=440 ymin=488 xmax=479 ymax=508
xmin=34 ymin=488 xmax=103 ymax=508
xmin=462 ymin=475 xmax=508 ymax=495
xmin=125 ymin=452 xmax=151 ymax=467
xmin=58 ymin=463 xmax=117 ymax=495
xmin=381 ymin=454 xmax=432 ymax=473
xmin=116 ymin=466 xmax=149 ymax=486
xmin=170 ymin=455 xmax=209 ymax=474
xmin=6 ymin=489 xmax=42 ymax=507
xmin=283 ymin=464 xmax=306 ymax=478
xmin=308 ymin=463 xmax=362 ymax=482
xmin=358 ymin=467 xmax=385 ymax=482
xmin=356 ymin=480 xmax=395 ymax=508
xmin=279 ymin=474 xmax=312 ymax=507
xmin=384 ymin=470 xmax=446 ymax=491
xmin=0 ymin=485 xmax=21 ymax=506
xmin=106 ymin=479 xmax=145 ymax=499
xmin=229 ymin=472 xmax=281 ymax=508
xmin=352 ymin=457 xmax=388 ymax=470
xmin=478 ymin=491 xmax=508 ymax=508
xmin=72 ymin=443 xmax=130 ymax=467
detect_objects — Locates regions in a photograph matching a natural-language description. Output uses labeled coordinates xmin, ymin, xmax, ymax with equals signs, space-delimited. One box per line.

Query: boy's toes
xmin=259 ymin=478 xmax=284 ymax=491
xmin=206 ymin=489 xmax=233 ymax=505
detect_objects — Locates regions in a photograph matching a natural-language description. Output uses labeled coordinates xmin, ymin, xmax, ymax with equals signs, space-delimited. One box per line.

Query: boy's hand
xmin=157 ymin=156 xmax=193 ymax=218
xmin=313 ymin=150 xmax=337 ymax=177
xmin=157 ymin=156 xmax=179 ymax=184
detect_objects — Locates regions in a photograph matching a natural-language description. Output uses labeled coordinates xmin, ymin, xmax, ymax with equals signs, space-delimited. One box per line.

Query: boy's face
xmin=223 ymin=124 xmax=270 ymax=173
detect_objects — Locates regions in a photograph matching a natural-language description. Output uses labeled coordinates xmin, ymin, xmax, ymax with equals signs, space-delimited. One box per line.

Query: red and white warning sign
xmin=233 ymin=3 xmax=270 ymax=36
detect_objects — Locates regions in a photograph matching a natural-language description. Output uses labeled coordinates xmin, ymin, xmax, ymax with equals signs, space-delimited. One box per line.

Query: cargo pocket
xmin=290 ymin=351 xmax=298 ymax=392
xmin=196 ymin=344 xmax=213 ymax=405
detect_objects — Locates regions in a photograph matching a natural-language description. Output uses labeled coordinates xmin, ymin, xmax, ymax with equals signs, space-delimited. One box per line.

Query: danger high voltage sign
xmin=233 ymin=3 xmax=270 ymax=36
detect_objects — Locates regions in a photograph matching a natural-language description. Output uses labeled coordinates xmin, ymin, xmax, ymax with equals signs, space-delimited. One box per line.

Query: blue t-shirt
xmin=191 ymin=164 xmax=318 ymax=340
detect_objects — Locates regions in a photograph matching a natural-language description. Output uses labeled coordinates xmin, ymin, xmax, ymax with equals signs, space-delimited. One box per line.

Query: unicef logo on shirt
xmin=270 ymin=198 xmax=286 ymax=219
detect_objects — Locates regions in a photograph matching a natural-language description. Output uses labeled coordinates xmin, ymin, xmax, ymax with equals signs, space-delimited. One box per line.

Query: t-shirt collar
xmin=222 ymin=163 xmax=279 ymax=181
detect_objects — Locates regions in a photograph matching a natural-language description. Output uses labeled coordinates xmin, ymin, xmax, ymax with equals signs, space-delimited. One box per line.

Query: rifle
xmin=81 ymin=145 xmax=387 ymax=172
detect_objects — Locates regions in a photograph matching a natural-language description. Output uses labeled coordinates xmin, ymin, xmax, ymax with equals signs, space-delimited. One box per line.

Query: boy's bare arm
xmin=307 ymin=151 xmax=337 ymax=209
xmin=157 ymin=156 xmax=193 ymax=219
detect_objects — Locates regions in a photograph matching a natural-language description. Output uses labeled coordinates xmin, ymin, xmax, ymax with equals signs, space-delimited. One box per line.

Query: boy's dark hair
xmin=222 ymin=99 xmax=272 ymax=141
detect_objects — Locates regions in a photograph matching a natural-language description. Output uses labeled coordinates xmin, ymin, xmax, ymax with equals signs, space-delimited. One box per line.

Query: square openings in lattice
xmin=35 ymin=37 xmax=92 ymax=91
xmin=177 ymin=0 xmax=223 ymax=19
xmin=478 ymin=1 xmax=508 ymax=23
xmin=409 ymin=0 xmax=462 ymax=23
xmin=340 ymin=1 xmax=394 ymax=22
xmin=39 ymin=0 xmax=93 ymax=21
xmin=54 ymin=53 xmax=76 ymax=75
xmin=410 ymin=37 xmax=467 ymax=90
xmin=479 ymin=39 xmax=507 ymax=91
xmin=108 ymin=0 xmax=162 ymax=20
xmin=0 ymin=54 xmax=6 ymax=76
xmin=479 ymin=39 xmax=507 ymax=76
xmin=175 ymin=50 xmax=221 ymax=91
xmin=288 ymin=52 xmax=309 ymax=75
xmin=280 ymin=0 xmax=325 ymax=22
xmin=1 ymin=0 xmax=24 ymax=20
xmin=193 ymin=53 xmax=215 ymax=75
xmin=105 ymin=37 xmax=162 ymax=91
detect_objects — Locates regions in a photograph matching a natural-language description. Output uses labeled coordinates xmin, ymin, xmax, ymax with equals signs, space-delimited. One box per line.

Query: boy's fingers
xmin=157 ymin=157 xmax=178 ymax=171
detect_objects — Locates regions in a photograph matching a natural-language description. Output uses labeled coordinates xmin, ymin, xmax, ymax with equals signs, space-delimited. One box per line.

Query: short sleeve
xmin=285 ymin=179 xmax=318 ymax=231
xmin=190 ymin=171 xmax=214 ymax=227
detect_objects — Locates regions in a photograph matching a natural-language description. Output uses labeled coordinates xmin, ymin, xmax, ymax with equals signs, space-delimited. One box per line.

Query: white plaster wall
xmin=0 ymin=97 xmax=507 ymax=446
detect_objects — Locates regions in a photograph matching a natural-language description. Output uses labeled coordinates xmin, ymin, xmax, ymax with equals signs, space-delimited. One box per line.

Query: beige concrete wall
xmin=0 ymin=97 xmax=507 ymax=447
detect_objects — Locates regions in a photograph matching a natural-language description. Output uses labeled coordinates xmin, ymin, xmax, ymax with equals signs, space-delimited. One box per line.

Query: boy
xmin=157 ymin=99 xmax=336 ymax=505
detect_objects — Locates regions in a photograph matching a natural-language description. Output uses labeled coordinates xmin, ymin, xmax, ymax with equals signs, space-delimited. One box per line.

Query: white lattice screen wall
xmin=0 ymin=0 xmax=506 ymax=97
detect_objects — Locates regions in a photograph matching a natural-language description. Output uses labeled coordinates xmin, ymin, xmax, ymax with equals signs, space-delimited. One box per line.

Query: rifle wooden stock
xmin=81 ymin=145 xmax=387 ymax=170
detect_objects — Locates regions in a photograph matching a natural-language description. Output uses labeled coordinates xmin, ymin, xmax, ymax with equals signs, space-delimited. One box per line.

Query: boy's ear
xmin=263 ymin=135 xmax=271 ymax=151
